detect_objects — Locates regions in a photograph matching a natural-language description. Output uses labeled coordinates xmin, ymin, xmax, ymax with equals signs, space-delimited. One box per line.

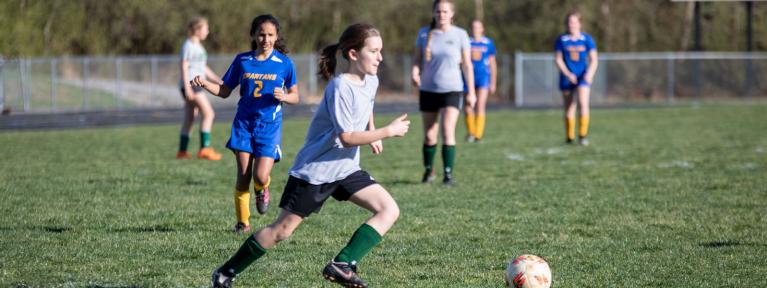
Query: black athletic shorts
xmin=419 ymin=90 xmax=463 ymax=112
xmin=179 ymin=86 xmax=204 ymax=99
xmin=279 ymin=170 xmax=377 ymax=217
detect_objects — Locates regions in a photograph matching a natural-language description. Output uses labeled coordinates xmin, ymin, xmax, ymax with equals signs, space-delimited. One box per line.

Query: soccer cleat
xmin=565 ymin=138 xmax=575 ymax=145
xmin=198 ymin=147 xmax=222 ymax=161
xmin=211 ymin=268 xmax=235 ymax=288
xmin=465 ymin=135 xmax=476 ymax=143
xmin=442 ymin=171 xmax=454 ymax=186
xmin=322 ymin=260 xmax=368 ymax=288
xmin=232 ymin=222 xmax=251 ymax=234
xmin=578 ymin=137 xmax=589 ymax=146
xmin=421 ymin=169 xmax=436 ymax=184
xmin=255 ymin=188 xmax=270 ymax=215
xmin=176 ymin=151 xmax=191 ymax=159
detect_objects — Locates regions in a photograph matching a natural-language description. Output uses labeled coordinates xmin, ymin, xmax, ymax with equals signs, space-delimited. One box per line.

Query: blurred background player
xmin=554 ymin=11 xmax=598 ymax=146
xmin=191 ymin=15 xmax=299 ymax=233
xmin=412 ymin=0 xmax=476 ymax=185
xmin=177 ymin=17 xmax=224 ymax=160
xmin=463 ymin=19 xmax=497 ymax=143
xmin=211 ymin=23 xmax=409 ymax=288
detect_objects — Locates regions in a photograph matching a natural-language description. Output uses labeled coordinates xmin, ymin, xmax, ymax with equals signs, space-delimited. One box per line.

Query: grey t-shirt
xmin=179 ymin=39 xmax=207 ymax=88
xmin=289 ymin=75 xmax=379 ymax=184
xmin=415 ymin=25 xmax=471 ymax=93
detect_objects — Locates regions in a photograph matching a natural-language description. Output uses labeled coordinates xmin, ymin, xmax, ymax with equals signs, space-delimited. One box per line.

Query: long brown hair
xmin=424 ymin=0 xmax=454 ymax=61
xmin=187 ymin=17 xmax=207 ymax=36
xmin=318 ymin=23 xmax=381 ymax=81
xmin=250 ymin=14 xmax=289 ymax=54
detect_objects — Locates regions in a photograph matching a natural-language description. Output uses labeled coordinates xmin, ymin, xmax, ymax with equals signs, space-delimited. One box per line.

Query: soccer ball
xmin=504 ymin=255 xmax=552 ymax=288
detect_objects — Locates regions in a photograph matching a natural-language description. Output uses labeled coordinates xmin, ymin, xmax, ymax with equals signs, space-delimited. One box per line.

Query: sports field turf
xmin=1 ymin=102 xmax=766 ymax=287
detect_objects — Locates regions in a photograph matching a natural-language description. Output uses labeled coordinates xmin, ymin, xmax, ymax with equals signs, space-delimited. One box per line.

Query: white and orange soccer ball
xmin=504 ymin=254 xmax=552 ymax=288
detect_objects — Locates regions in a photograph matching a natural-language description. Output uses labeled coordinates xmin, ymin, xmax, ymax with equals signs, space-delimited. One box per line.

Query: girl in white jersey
xmin=211 ymin=23 xmax=410 ymax=288
xmin=177 ymin=17 xmax=224 ymax=160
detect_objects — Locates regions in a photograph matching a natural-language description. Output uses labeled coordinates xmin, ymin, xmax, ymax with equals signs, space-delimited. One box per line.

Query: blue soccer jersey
xmin=469 ymin=36 xmax=496 ymax=88
xmin=221 ymin=50 xmax=297 ymax=156
xmin=554 ymin=33 xmax=597 ymax=76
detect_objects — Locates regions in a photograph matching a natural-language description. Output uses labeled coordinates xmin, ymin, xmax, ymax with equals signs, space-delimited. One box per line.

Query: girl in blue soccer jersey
xmin=555 ymin=11 xmax=599 ymax=145
xmin=210 ymin=23 xmax=410 ymax=288
xmin=412 ymin=0 xmax=476 ymax=185
xmin=463 ymin=19 xmax=497 ymax=143
xmin=191 ymin=15 xmax=299 ymax=233
xmin=177 ymin=17 xmax=224 ymax=161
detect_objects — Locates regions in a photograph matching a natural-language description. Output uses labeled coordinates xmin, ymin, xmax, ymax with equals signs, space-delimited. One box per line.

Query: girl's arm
xmin=555 ymin=51 xmax=577 ymax=84
xmin=204 ymin=66 xmax=223 ymax=85
xmin=339 ymin=114 xmax=409 ymax=148
xmin=190 ymin=76 xmax=232 ymax=98
xmin=274 ymin=85 xmax=300 ymax=104
xmin=367 ymin=113 xmax=383 ymax=154
xmin=411 ymin=46 xmax=422 ymax=87
xmin=461 ymin=48 xmax=476 ymax=108
xmin=489 ymin=54 xmax=498 ymax=95
xmin=180 ymin=60 xmax=195 ymax=100
xmin=585 ymin=50 xmax=599 ymax=84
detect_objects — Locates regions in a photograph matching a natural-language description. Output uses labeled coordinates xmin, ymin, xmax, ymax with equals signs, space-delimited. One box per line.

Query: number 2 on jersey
xmin=253 ymin=80 xmax=263 ymax=98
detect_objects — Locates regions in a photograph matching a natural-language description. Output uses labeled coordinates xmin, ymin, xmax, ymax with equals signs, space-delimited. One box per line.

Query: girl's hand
xmin=386 ymin=114 xmax=410 ymax=137
xmin=566 ymin=73 xmax=578 ymax=84
xmin=190 ymin=76 xmax=208 ymax=88
xmin=584 ymin=74 xmax=594 ymax=85
xmin=273 ymin=87 xmax=286 ymax=102
xmin=465 ymin=91 xmax=477 ymax=108
xmin=411 ymin=73 xmax=421 ymax=87
xmin=370 ymin=140 xmax=383 ymax=154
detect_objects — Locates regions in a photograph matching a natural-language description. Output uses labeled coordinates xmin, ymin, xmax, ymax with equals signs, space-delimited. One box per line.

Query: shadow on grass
xmin=85 ymin=285 xmax=141 ymax=288
xmin=112 ymin=225 xmax=176 ymax=233
xmin=699 ymin=240 xmax=767 ymax=248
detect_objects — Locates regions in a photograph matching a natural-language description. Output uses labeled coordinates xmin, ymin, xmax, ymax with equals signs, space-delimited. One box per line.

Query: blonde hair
xmin=187 ymin=17 xmax=208 ymax=36
xmin=424 ymin=0 xmax=454 ymax=62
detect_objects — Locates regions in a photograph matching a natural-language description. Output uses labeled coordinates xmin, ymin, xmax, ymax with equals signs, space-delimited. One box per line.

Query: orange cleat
xmin=176 ymin=151 xmax=191 ymax=159
xmin=197 ymin=147 xmax=222 ymax=161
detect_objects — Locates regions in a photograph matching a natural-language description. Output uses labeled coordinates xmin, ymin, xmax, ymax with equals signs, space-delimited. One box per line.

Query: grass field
xmin=1 ymin=102 xmax=766 ymax=287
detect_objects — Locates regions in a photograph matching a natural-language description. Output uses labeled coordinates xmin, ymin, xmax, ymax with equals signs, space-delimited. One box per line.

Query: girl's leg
xmin=562 ymin=90 xmax=577 ymax=142
xmin=440 ymin=106 xmax=460 ymax=184
xmin=577 ymin=86 xmax=591 ymax=144
xmin=474 ymin=88 xmax=489 ymax=140
xmin=192 ymin=92 xmax=221 ymax=160
xmin=216 ymin=209 xmax=304 ymax=277
xmin=253 ymin=156 xmax=275 ymax=214
xmin=421 ymin=112 xmax=440 ymax=182
xmin=177 ymin=101 xmax=197 ymax=158
xmin=463 ymin=97 xmax=476 ymax=140
xmin=233 ymin=152 xmax=254 ymax=231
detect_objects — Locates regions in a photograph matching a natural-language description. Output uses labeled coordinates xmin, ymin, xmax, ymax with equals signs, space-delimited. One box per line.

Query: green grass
xmin=1 ymin=103 xmax=766 ymax=287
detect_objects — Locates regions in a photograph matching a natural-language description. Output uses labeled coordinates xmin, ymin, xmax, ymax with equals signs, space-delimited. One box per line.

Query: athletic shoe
xmin=255 ymin=188 xmax=269 ymax=215
xmin=176 ymin=151 xmax=191 ymax=159
xmin=322 ymin=260 xmax=368 ymax=288
xmin=198 ymin=147 xmax=222 ymax=161
xmin=443 ymin=171 xmax=454 ymax=186
xmin=421 ymin=170 xmax=436 ymax=184
xmin=466 ymin=135 xmax=476 ymax=143
xmin=211 ymin=268 xmax=235 ymax=288
xmin=565 ymin=138 xmax=575 ymax=145
xmin=232 ymin=222 xmax=251 ymax=234
xmin=578 ymin=137 xmax=589 ymax=146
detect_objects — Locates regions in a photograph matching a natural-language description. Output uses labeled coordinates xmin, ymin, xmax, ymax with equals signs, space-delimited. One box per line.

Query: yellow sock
xmin=234 ymin=190 xmax=250 ymax=226
xmin=565 ymin=117 xmax=576 ymax=140
xmin=475 ymin=114 xmax=486 ymax=139
xmin=254 ymin=176 xmax=271 ymax=192
xmin=579 ymin=115 xmax=590 ymax=138
xmin=465 ymin=114 xmax=476 ymax=137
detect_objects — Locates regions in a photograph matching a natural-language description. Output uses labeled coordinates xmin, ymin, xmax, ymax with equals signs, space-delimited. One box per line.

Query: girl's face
xmin=351 ymin=36 xmax=383 ymax=76
xmin=256 ymin=22 xmax=278 ymax=52
xmin=195 ymin=23 xmax=210 ymax=40
xmin=471 ymin=20 xmax=484 ymax=38
xmin=567 ymin=15 xmax=581 ymax=34
xmin=433 ymin=2 xmax=454 ymax=27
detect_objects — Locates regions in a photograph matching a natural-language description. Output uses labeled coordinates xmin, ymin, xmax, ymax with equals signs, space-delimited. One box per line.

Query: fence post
xmin=151 ymin=56 xmax=158 ymax=106
xmin=403 ymin=54 xmax=412 ymax=95
xmin=513 ymin=52 xmax=522 ymax=107
xmin=22 ymin=59 xmax=30 ymax=112
xmin=308 ymin=53 xmax=317 ymax=98
xmin=115 ymin=57 xmax=122 ymax=109
xmin=83 ymin=58 xmax=89 ymax=110
xmin=0 ymin=56 xmax=5 ymax=112
xmin=51 ymin=58 xmax=57 ymax=112
xmin=666 ymin=53 xmax=675 ymax=103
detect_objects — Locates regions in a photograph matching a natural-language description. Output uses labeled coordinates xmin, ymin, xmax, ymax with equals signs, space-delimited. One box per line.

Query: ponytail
xmin=319 ymin=43 xmax=339 ymax=81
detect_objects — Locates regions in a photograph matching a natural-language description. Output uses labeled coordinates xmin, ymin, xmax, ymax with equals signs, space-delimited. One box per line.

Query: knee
xmin=378 ymin=202 xmax=400 ymax=223
xmin=272 ymin=224 xmax=295 ymax=242
xmin=254 ymin=172 xmax=270 ymax=186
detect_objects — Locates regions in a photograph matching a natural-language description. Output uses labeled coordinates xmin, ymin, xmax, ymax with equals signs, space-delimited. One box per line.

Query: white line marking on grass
xmin=505 ymin=153 xmax=525 ymax=161
xmin=535 ymin=147 xmax=563 ymax=155
xmin=657 ymin=160 xmax=694 ymax=169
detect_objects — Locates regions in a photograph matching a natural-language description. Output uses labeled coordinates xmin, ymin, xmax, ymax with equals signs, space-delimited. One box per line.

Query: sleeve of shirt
xmin=284 ymin=59 xmax=298 ymax=89
xmin=554 ymin=37 xmax=563 ymax=52
xmin=460 ymin=30 xmax=471 ymax=51
xmin=180 ymin=42 xmax=191 ymax=61
xmin=415 ymin=28 xmax=425 ymax=49
xmin=489 ymin=39 xmax=497 ymax=56
xmin=587 ymin=35 xmax=597 ymax=51
xmin=220 ymin=56 xmax=241 ymax=90
xmin=330 ymin=84 xmax=357 ymax=134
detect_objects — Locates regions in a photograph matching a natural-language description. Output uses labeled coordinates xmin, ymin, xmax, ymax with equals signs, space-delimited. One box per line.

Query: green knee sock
xmin=423 ymin=144 xmax=437 ymax=172
xmin=442 ymin=145 xmax=455 ymax=173
xmin=334 ymin=224 xmax=383 ymax=264
xmin=220 ymin=235 xmax=267 ymax=275
xmin=179 ymin=134 xmax=190 ymax=152
xmin=200 ymin=131 xmax=211 ymax=148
